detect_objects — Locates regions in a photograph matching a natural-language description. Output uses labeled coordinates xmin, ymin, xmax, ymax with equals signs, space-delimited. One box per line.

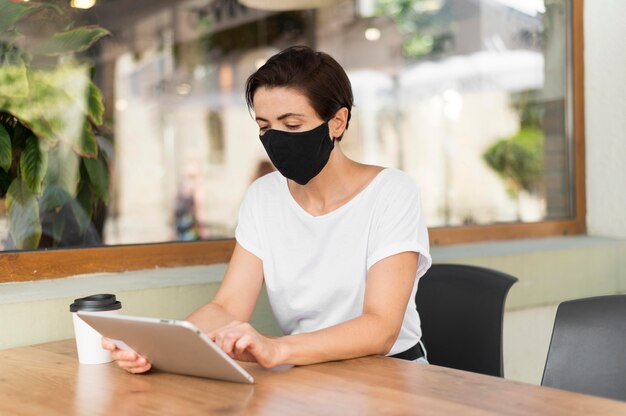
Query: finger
xmin=116 ymin=360 xmax=136 ymax=370
xmin=243 ymin=337 xmax=278 ymax=368
xmin=207 ymin=320 xmax=243 ymax=339
xmin=116 ymin=356 xmax=148 ymax=370
xmin=101 ymin=338 xmax=117 ymax=351
xmin=111 ymin=349 xmax=138 ymax=362
xmin=234 ymin=334 xmax=252 ymax=355
xmin=127 ymin=363 xmax=152 ymax=374
xmin=219 ymin=331 xmax=242 ymax=355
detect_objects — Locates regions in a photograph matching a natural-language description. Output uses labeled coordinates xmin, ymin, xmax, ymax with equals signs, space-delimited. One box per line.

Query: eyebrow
xmin=255 ymin=113 xmax=306 ymax=122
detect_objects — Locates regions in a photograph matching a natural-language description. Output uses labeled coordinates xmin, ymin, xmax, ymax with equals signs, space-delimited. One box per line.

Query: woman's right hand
xmin=102 ymin=338 xmax=152 ymax=374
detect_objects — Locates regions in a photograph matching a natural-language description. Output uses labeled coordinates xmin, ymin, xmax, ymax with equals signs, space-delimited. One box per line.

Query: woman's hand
xmin=102 ymin=338 xmax=152 ymax=374
xmin=208 ymin=321 xmax=285 ymax=368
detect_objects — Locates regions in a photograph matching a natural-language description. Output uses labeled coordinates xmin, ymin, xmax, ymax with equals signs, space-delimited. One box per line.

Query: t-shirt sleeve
xmin=367 ymin=175 xmax=432 ymax=278
xmin=235 ymin=185 xmax=264 ymax=260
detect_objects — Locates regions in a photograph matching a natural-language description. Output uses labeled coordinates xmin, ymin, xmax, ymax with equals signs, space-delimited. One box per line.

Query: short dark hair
xmin=245 ymin=45 xmax=353 ymax=141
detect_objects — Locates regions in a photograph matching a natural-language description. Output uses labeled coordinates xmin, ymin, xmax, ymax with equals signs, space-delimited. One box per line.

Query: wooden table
xmin=2 ymin=340 xmax=626 ymax=415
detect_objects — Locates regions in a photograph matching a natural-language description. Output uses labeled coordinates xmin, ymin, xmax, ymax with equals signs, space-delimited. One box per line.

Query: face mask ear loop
xmin=326 ymin=119 xmax=335 ymax=144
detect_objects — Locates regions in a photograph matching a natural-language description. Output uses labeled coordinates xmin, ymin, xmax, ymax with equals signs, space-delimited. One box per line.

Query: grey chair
xmin=415 ymin=264 xmax=518 ymax=377
xmin=541 ymin=294 xmax=626 ymax=401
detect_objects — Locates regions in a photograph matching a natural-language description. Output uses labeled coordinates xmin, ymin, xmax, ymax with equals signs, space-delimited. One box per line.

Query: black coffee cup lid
xmin=69 ymin=294 xmax=122 ymax=312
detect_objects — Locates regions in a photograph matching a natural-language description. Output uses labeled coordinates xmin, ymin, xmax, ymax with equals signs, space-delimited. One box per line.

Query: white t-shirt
xmin=235 ymin=168 xmax=432 ymax=355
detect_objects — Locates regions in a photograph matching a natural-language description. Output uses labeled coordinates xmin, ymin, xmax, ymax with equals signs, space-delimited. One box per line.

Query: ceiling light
xmin=364 ymin=27 xmax=381 ymax=41
xmin=71 ymin=0 xmax=96 ymax=9
xmin=239 ymin=0 xmax=338 ymax=11
xmin=176 ymin=83 xmax=192 ymax=96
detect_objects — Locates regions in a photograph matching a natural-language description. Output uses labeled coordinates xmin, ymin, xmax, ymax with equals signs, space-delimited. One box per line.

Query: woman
xmin=104 ymin=46 xmax=431 ymax=373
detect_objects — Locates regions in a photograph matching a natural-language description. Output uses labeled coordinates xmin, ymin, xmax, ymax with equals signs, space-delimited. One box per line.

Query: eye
xmin=259 ymin=126 xmax=269 ymax=134
xmin=286 ymin=125 xmax=301 ymax=130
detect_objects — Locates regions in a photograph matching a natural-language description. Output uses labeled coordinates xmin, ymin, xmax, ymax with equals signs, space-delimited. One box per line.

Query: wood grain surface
xmin=1 ymin=339 xmax=625 ymax=416
xmin=0 ymin=240 xmax=235 ymax=283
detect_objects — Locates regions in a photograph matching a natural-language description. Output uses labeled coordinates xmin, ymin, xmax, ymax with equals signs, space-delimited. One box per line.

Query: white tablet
xmin=77 ymin=312 xmax=254 ymax=384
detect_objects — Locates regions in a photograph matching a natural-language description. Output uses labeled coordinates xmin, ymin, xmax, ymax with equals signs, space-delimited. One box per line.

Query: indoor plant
xmin=0 ymin=0 xmax=110 ymax=249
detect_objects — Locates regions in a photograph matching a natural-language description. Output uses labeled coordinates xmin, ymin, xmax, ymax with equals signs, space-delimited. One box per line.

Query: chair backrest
xmin=416 ymin=264 xmax=518 ymax=377
xmin=541 ymin=295 xmax=626 ymax=401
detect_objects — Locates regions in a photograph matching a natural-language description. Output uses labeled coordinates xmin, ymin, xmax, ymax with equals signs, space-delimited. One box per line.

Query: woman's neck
xmin=287 ymin=146 xmax=380 ymax=216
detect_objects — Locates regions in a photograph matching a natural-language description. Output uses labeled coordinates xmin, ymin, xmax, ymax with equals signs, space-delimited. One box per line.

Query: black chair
xmin=541 ymin=295 xmax=626 ymax=401
xmin=415 ymin=264 xmax=518 ymax=377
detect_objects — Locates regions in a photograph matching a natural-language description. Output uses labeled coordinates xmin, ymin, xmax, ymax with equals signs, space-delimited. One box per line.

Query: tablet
xmin=77 ymin=312 xmax=254 ymax=384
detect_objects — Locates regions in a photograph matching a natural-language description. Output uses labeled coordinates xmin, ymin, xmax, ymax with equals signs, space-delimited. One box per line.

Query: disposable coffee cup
xmin=70 ymin=294 xmax=122 ymax=364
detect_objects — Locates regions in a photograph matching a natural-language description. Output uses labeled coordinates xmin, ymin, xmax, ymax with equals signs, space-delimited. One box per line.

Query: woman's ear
xmin=329 ymin=107 xmax=349 ymax=139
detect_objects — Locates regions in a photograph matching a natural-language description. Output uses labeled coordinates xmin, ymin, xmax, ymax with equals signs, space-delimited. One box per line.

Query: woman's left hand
xmin=208 ymin=321 xmax=284 ymax=368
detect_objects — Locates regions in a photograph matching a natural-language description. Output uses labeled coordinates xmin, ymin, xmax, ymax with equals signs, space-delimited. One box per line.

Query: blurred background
xmin=0 ymin=0 xmax=574 ymax=249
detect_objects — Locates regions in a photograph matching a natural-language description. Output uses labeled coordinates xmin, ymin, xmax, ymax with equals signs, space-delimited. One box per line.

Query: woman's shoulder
xmin=246 ymin=170 xmax=284 ymax=198
xmin=368 ymin=168 xmax=423 ymax=221
xmin=376 ymin=167 xmax=420 ymax=194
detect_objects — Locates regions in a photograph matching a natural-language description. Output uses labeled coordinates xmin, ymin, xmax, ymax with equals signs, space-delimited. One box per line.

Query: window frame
xmin=0 ymin=0 xmax=585 ymax=282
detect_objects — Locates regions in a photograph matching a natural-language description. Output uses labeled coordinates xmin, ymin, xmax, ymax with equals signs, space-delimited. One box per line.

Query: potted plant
xmin=0 ymin=0 xmax=110 ymax=249
xmin=483 ymin=126 xmax=544 ymax=220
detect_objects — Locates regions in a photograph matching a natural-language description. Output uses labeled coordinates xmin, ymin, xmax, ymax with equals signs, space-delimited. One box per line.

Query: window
xmin=0 ymin=0 xmax=584 ymax=281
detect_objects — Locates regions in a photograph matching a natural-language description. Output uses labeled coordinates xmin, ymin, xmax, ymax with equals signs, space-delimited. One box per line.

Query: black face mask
xmin=260 ymin=122 xmax=334 ymax=185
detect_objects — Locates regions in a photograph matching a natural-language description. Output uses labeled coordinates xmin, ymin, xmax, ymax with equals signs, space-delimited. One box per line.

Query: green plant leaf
xmin=75 ymin=121 xmax=98 ymax=158
xmin=483 ymin=127 xmax=544 ymax=194
xmin=20 ymin=135 xmax=48 ymax=194
xmin=72 ymin=182 xmax=93 ymax=233
xmin=83 ymin=155 xmax=109 ymax=204
xmin=0 ymin=0 xmax=37 ymax=32
xmin=39 ymin=184 xmax=72 ymax=213
xmin=0 ymin=123 xmax=11 ymax=171
xmin=1 ymin=59 xmax=95 ymax=148
xmin=87 ymin=82 xmax=104 ymax=125
xmin=31 ymin=26 xmax=110 ymax=56
xmin=0 ymin=60 xmax=29 ymax=98
xmin=0 ymin=1 xmax=62 ymax=32
xmin=6 ymin=177 xmax=42 ymax=249
xmin=0 ymin=167 xmax=11 ymax=197
xmin=19 ymin=117 xmax=59 ymax=146
xmin=12 ymin=121 xmax=30 ymax=149
xmin=1 ymin=66 xmax=74 ymax=145
xmin=45 ymin=141 xmax=80 ymax=196
xmin=50 ymin=210 xmax=66 ymax=246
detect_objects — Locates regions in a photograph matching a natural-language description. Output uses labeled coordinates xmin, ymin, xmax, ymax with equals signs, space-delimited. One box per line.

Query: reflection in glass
xmin=0 ymin=0 xmax=109 ymax=250
xmin=0 ymin=0 xmax=573 ymax=250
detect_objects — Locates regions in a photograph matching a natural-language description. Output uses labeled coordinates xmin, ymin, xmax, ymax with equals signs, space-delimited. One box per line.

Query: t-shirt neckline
xmin=283 ymin=168 xmax=389 ymax=220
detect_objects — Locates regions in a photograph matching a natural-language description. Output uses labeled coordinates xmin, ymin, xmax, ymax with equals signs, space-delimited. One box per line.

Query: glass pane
xmin=0 ymin=0 xmax=573 ymax=250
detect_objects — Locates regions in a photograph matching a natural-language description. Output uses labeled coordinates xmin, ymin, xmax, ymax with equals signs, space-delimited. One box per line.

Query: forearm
xmin=276 ymin=313 xmax=397 ymax=366
xmin=186 ymin=302 xmax=239 ymax=334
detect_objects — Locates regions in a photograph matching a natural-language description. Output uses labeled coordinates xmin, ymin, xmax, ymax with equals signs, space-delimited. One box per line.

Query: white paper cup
xmin=70 ymin=294 xmax=122 ymax=365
